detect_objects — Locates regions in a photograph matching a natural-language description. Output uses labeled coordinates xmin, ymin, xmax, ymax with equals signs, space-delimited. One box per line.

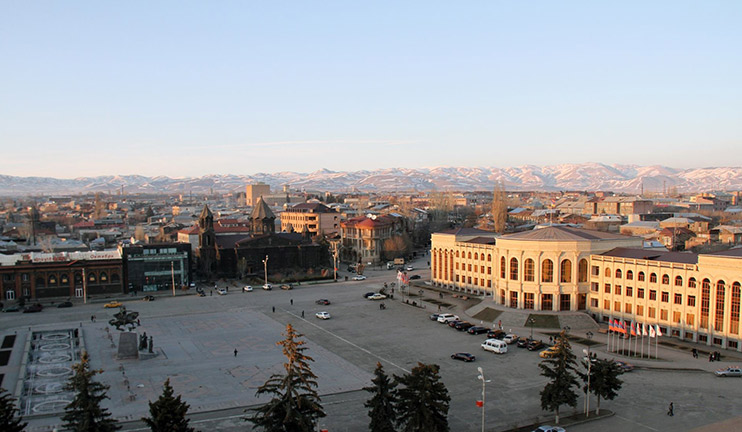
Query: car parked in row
xmin=532 ymin=426 xmax=566 ymax=432
xmin=243 ymin=285 xmax=253 ymax=292
xmin=262 ymin=284 xmax=273 ymax=290
xmin=455 ymin=321 xmax=474 ymax=331
xmin=23 ymin=303 xmax=43 ymax=313
xmin=481 ymin=338 xmax=508 ymax=354
xmin=409 ymin=275 xmax=421 ymax=280
xmin=352 ymin=275 xmax=367 ymax=281
xmin=437 ymin=313 xmax=459 ymax=323
xmin=315 ymin=311 xmax=331 ymax=320
xmin=539 ymin=347 xmax=559 ymax=358
xmin=527 ymin=340 xmax=545 ymax=351
xmin=487 ymin=329 xmax=506 ymax=339
xmin=315 ymin=299 xmax=331 ymax=305
xmin=517 ymin=338 xmax=534 ymax=348
xmin=503 ymin=334 xmax=519 ymax=344
xmin=430 ymin=313 xmax=441 ymax=321
xmin=2 ymin=305 xmax=20 ymax=312
xmin=467 ymin=326 xmax=488 ymax=335
xmin=216 ymin=288 xmax=228 ymax=295
xmin=363 ymin=292 xmax=376 ymax=298
xmin=451 ymin=352 xmax=476 ymax=362
xmin=104 ymin=301 xmax=122 ymax=308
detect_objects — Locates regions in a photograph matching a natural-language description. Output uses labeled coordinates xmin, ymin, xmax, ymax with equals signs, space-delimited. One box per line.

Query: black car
xmin=409 ymin=275 xmax=421 ymax=280
xmin=142 ymin=295 xmax=156 ymax=301
xmin=527 ymin=340 xmax=545 ymax=351
xmin=455 ymin=321 xmax=474 ymax=331
xmin=467 ymin=326 xmax=488 ymax=335
xmin=23 ymin=303 xmax=43 ymax=313
xmin=316 ymin=299 xmax=331 ymax=305
xmin=448 ymin=320 xmax=463 ymax=328
xmin=2 ymin=305 xmax=20 ymax=312
xmin=517 ymin=338 xmax=533 ymax=348
xmin=57 ymin=301 xmax=73 ymax=308
xmin=430 ymin=313 xmax=441 ymax=321
xmin=487 ymin=329 xmax=506 ymax=339
xmin=451 ymin=352 xmax=476 ymax=362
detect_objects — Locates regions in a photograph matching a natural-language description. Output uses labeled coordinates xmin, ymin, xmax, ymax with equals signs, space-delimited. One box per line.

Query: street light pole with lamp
xmin=262 ymin=255 xmax=269 ymax=287
xmin=583 ymin=331 xmax=594 ymax=417
xmin=476 ymin=367 xmax=490 ymax=432
xmin=528 ymin=318 xmax=536 ymax=340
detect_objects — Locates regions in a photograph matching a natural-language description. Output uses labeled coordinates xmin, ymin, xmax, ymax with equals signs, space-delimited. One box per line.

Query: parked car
xmin=451 ymin=352 xmax=476 ymax=362
xmin=2 ymin=305 xmax=20 ymax=312
xmin=197 ymin=291 xmax=206 ymax=297
xmin=517 ymin=338 xmax=534 ymax=348
xmin=368 ymin=293 xmax=387 ymax=300
xmin=405 ymin=265 xmax=414 ymax=271
xmin=104 ymin=301 xmax=123 ymax=308
xmin=467 ymin=326 xmax=488 ymax=335
xmin=448 ymin=320 xmax=463 ymax=328
xmin=142 ymin=295 xmax=155 ymax=301
xmin=487 ymin=329 xmax=506 ymax=339
xmin=455 ymin=321 xmax=474 ymax=331
xmin=363 ymin=292 xmax=376 ymax=298
xmin=409 ymin=275 xmax=421 ymax=280
xmin=315 ymin=311 xmax=331 ymax=320
xmin=262 ymin=284 xmax=273 ymax=290
xmin=216 ymin=288 xmax=228 ymax=295
xmin=614 ymin=360 xmax=635 ymax=372
xmin=243 ymin=285 xmax=253 ymax=292
xmin=715 ymin=367 xmax=742 ymax=377
xmin=352 ymin=275 xmax=367 ymax=281
xmin=532 ymin=426 xmax=566 ymax=432
xmin=57 ymin=301 xmax=73 ymax=308
xmin=315 ymin=299 xmax=331 ymax=305
xmin=430 ymin=313 xmax=441 ymax=321
xmin=503 ymin=334 xmax=519 ymax=344
xmin=527 ymin=340 xmax=545 ymax=351
xmin=481 ymin=338 xmax=508 ymax=354
xmin=23 ymin=303 xmax=43 ymax=313
xmin=280 ymin=284 xmax=293 ymax=290
xmin=539 ymin=347 xmax=559 ymax=358
xmin=437 ymin=313 xmax=460 ymax=323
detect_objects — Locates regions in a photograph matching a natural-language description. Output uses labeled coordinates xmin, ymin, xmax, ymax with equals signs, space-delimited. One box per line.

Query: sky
xmin=1 ymin=1 xmax=740 ymax=178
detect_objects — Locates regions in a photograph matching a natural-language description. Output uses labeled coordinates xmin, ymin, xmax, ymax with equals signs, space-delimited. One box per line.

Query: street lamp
xmin=476 ymin=367 xmax=490 ymax=432
xmin=262 ymin=255 xmax=269 ymax=288
xmin=528 ymin=318 xmax=536 ymax=340
xmin=584 ymin=331 xmax=594 ymax=417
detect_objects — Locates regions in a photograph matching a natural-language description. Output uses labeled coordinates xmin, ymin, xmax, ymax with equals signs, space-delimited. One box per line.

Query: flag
xmin=630 ymin=322 xmax=637 ymax=337
xmin=619 ymin=321 xmax=627 ymax=334
xmin=656 ymin=325 xmax=663 ymax=337
xmin=649 ymin=325 xmax=656 ymax=338
xmin=609 ymin=320 xmax=615 ymax=332
xmin=640 ymin=323 xmax=646 ymax=336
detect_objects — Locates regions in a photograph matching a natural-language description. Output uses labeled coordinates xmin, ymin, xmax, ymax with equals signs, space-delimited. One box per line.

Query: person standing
xmin=667 ymin=402 xmax=674 ymax=416
xmin=272 ymin=306 xmax=275 ymax=313
xmin=234 ymin=348 xmax=238 ymax=357
xmin=290 ymin=298 xmax=293 ymax=305
xmin=301 ymin=310 xmax=305 ymax=318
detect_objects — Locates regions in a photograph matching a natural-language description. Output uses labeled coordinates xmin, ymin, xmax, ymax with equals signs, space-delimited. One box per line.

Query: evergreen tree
xmin=245 ymin=324 xmax=325 ymax=432
xmin=0 ymin=387 xmax=26 ymax=432
xmin=491 ymin=181 xmax=508 ymax=233
xmin=394 ymin=363 xmax=450 ymax=432
xmin=582 ymin=359 xmax=623 ymax=415
xmin=363 ymin=362 xmax=397 ymax=432
xmin=62 ymin=351 xmax=121 ymax=432
xmin=142 ymin=378 xmax=195 ymax=432
xmin=539 ymin=331 xmax=579 ymax=424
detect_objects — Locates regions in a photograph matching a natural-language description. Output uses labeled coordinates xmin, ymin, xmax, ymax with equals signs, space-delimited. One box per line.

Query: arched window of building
xmin=560 ymin=260 xmax=572 ymax=283
xmin=638 ymin=272 xmax=645 ymax=281
xmin=456 ymin=251 xmax=460 ymax=258
xmin=731 ymin=282 xmax=741 ymax=334
xmin=474 ymin=253 xmax=478 ymax=260
xmin=688 ymin=277 xmax=696 ymax=288
xmin=626 ymin=270 xmax=633 ymax=280
xmin=675 ymin=276 xmax=683 ymax=286
xmin=61 ymin=274 xmax=69 ymax=284
xmin=662 ymin=274 xmax=670 ymax=284
xmin=715 ymin=280 xmax=726 ymax=332
xmin=487 ymin=254 xmax=492 ymax=261
xmin=578 ymin=259 xmax=588 ymax=282
xmin=48 ymin=275 xmax=57 ymax=285
xmin=650 ymin=273 xmax=657 ymax=283
xmin=542 ymin=259 xmax=554 ymax=283
xmin=701 ymin=278 xmax=711 ymax=329
xmin=615 ymin=269 xmax=622 ymax=278
xmin=509 ymin=257 xmax=518 ymax=280
xmin=100 ymin=272 xmax=108 ymax=282
xmin=111 ymin=273 xmax=120 ymax=283
xmin=604 ymin=268 xmax=611 ymax=278
xmin=36 ymin=276 xmax=45 ymax=287
xmin=468 ymin=252 xmax=472 ymax=259
xmin=524 ymin=259 xmax=535 ymax=282
xmin=500 ymin=257 xmax=506 ymax=278
xmin=89 ymin=273 xmax=97 ymax=283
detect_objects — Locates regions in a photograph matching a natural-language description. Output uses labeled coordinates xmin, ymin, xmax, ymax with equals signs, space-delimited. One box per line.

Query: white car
xmin=437 ymin=313 xmax=459 ymax=323
xmin=367 ymin=293 xmax=387 ymax=300
xmin=352 ymin=275 xmax=367 ymax=281
xmin=262 ymin=284 xmax=273 ymax=290
xmin=503 ymin=334 xmax=519 ymax=344
xmin=315 ymin=311 xmax=331 ymax=320
xmin=532 ymin=426 xmax=566 ymax=432
xmin=405 ymin=265 xmax=414 ymax=271
xmin=243 ymin=286 xmax=253 ymax=292
xmin=216 ymin=288 xmax=227 ymax=295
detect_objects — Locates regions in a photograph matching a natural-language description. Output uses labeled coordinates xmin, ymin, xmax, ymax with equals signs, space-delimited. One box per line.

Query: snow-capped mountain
xmin=1 ymin=164 xmax=741 ymax=195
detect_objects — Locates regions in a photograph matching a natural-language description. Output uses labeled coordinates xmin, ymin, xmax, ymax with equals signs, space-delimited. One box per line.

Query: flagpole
xmin=640 ymin=324 xmax=644 ymax=359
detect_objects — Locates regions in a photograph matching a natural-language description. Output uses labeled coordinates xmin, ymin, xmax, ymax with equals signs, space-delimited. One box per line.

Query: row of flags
xmin=608 ymin=319 xmax=663 ymax=337
xmin=397 ymin=270 xmax=410 ymax=285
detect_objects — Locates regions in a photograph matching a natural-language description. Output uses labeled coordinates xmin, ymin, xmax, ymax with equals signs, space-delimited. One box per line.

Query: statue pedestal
xmin=117 ymin=332 xmax=139 ymax=360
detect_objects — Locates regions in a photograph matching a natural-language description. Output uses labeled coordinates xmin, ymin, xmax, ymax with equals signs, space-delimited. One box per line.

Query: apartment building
xmin=280 ymin=202 xmax=339 ymax=237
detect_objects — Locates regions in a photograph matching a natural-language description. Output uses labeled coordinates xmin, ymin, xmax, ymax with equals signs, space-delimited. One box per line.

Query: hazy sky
xmin=1 ymin=1 xmax=740 ymax=178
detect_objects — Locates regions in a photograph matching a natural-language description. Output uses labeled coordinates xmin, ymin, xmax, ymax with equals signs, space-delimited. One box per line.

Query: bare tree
xmin=491 ymin=181 xmax=508 ymax=233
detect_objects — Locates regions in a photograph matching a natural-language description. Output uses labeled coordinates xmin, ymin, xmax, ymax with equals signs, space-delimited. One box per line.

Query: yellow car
xmin=104 ymin=301 xmax=123 ymax=308
xmin=539 ymin=347 xmax=559 ymax=359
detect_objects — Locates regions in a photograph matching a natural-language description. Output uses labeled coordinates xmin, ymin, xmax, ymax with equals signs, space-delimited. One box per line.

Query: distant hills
xmin=2 ymin=163 xmax=742 ymax=196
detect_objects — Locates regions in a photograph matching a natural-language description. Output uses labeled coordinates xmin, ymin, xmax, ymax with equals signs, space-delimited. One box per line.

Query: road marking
xmin=615 ymin=414 xmax=659 ymax=431
xmin=287 ymin=310 xmax=411 ymax=374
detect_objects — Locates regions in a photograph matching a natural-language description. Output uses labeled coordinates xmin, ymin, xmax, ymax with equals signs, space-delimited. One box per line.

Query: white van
xmin=481 ymin=338 xmax=508 ymax=354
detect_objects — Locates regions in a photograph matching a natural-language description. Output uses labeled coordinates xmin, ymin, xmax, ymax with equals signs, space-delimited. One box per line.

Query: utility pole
xmin=262 ymin=255 xmax=269 ymax=287
xmin=171 ymin=261 xmax=176 ymax=297
xmin=330 ymin=241 xmax=340 ymax=282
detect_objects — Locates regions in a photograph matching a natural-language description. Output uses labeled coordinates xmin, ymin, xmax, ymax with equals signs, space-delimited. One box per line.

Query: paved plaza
xmin=3 ymin=256 xmax=742 ymax=431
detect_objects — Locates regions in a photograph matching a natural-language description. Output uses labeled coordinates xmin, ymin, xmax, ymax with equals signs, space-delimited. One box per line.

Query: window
xmin=675 ymin=276 xmax=683 ymax=287
xmin=592 ymin=266 xmax=600 ymax=276
xmin=591 ymin=298 xmax=599 ymax=308
xmin=660 ymin=309 xmax=668 ymax=321
xmin=560 ymin=294 xmax=571 ymax=311
xmin=100 ymin=272 xmax=108 ymax=282
xmin=626 ymin=286 xmax=633 ymax=297
xmin=542 ymin=294 xmax=553 ymax=311
xmin=560 ymin=260 xmax=572 ymax=283
xmin=615 ymin=285 xmax=622 ymax=295
xmin=509 ymin=258 xmax=518 ymax=280
xmin=636 ymin=305 xmax=644 ymax=316
xmin=61 ymin=274 xmax=69 ymax=284
xmin=701 ymin=279 xmax=711 ymax=329
xmin=638 ymin=272 xmax=645 ymax=282
xmin=468 ymin=252 xmax=472 ymax=259
xmin=638 ymin=288 xmax=644 ymax=299
xmin=48 ymin=275 xmax=57 ymax=285
xmin=510 ymin=291 xmax=518 ymax=308
xmin=500 ymin=257 xmax=506 ymax=278
xmin=474 ymin=253 xmax=478 ymax=260
xmin=688 ymin=277 xmax=696 ymax=288
xmin=674 ymin=293 xmax=682 ymax=305
xmin=487 ymin=254 xmax=491 ymax=261
xmin=626 ymin=270 xmax=633 ymax=280
xmin=541 ymin=259 xmax=554 ymax=283
xmin=615 ymin=269 xmax=622 ymax=278
xmin=524 ymin=259 xmax=534 ymax=282
xmin=591 ymin=282 xmax=599 ymax=292
xmin=662 ymin=274 xmax=670 ymax=285
xmin=604 ymin=299 xmax=610 ymax=310
xmin=650 ymin=273 xmax=657 ymax=283
xmin=89 ymin=273 xmax=97 ymax=283
xmin=524 ymin=293 xmax=534 ymax=309
xmin=456 ymin=262 xmax=459 ymax=270
xmin=614 ymin=301 xmax=621 ymax=311
xmin=731 ymin=282 xmax=741 ymax=334
xmin=487 ymin=267 xmax=491 ymax=275
xmin=468 ymin=264 xmax=472 ymax=271
xmin=687 ymin=295 xmax=696 ymax=307
xmin=673 ymin=311 xmax=681 ymax=323
xmin=578 ymin=259 xmax=588 ymax=282
xmin=661 ymin=292 xmax=669 ymax=303
xmin=604 ymin=284 xmax=611 ymax=294
xmin=715 ymin=280 xmax=726 ymax=332
xmin=456 ymin=251 xmax=460 ymax=258
xmin=481 ymin=265 xmax=484 ymax=273
xmin=649 ymin=290 xmax=657 ymax=301
xmin=648 ymin=307 xmax=656 ymax=318
xmin=604 ymin=268 xmax=612 ymax=278
xmin=686 ymin=313 xmax=694 ymax=326
xmin=625 ymin=303 xmax=632 ymax=314
xmin=22 ymin=273 xmax=29 ymax=282
xmin=111 ymin=273 xmax=120 ymax=283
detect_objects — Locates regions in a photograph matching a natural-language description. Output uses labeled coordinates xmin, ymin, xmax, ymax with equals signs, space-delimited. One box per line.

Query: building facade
xmin=120 ymin=243 xmax=192 ymax=293
xmin=280 ymin=202 xmax=340 ymax=237
xmin=340 ymin=215 xmax=404 ymax=264
xmin=245 ymin=183 xmax=271 ymax=206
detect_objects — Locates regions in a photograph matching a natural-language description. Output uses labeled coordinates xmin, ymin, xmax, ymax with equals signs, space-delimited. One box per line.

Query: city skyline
xmin=2 ymin=2 xmax=740 ymax=178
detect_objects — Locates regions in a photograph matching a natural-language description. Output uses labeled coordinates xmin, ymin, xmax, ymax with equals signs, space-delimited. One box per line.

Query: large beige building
xmin=245 ymin=183 xmax=271 ymax=206
xmin=280 ymin=202 xmax=339 ymax=237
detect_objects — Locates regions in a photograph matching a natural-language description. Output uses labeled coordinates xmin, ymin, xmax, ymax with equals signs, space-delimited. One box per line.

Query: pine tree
xmin=245 ymin=324 xmax=325 ymax=432
xmin=363 ymin=362 xmax=397 ymax=432
xmin=491 ymin=181 xmax=508 ymax=233
xmin=142 ymin=378 xmax=195 ymax=432
xmin=394 ymin=363 xmax=450 ymax=432
xmin=0 ymin=387 xmax=26 ymax=432
xmin=539 ymin=331 xmax=579 ymax=424
xmin=582 ymin=359 xmax=623 ymax=415
xmin=62 ymin=351 xmax=121 ymax=432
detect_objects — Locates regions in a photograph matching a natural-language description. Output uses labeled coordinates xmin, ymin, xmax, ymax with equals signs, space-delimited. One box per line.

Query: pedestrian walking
xmin=301 ymin=310 xmax=305 ymax=318
xmin=709 ymin=352 xmax=714 ymax=362
xmin=91 ymin=315 xmax=94 ymax=322
xmin=667 ymin=402 xmax=674 ymax=416
xmin=272 ymin=306 xmax=275 ymax=313
xmin=136 ymin=318 xmax=141 ymax=326
xmin=210 ymin=290 xmax=213 ymax=296
xmin=234 ymin=348 xmax=238 ymax=357
xmin=290 ymin=299 xmax=293 ymax=305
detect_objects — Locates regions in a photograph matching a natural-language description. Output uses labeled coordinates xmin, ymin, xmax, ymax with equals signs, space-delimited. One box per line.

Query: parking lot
xmin=3 ymin=257 xmax=742 ymax=431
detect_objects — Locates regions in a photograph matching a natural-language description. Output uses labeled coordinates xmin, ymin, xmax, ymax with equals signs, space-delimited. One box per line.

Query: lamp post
xmin=262 ymin=255 xmax=269 ymax=288
xmin=171 ymin=261 xmax=176 ymax=297
xmin=528 ymin=318 xmax=536 ymax=340
xmin=584 ymin=331 xmax=594 ymax=417
xmin=476 ymin=367 xmax=490 ymax=432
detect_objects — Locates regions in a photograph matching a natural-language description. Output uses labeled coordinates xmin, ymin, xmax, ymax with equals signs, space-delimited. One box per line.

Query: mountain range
xmin=2 ymin=163 xmax=741 ymax=196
